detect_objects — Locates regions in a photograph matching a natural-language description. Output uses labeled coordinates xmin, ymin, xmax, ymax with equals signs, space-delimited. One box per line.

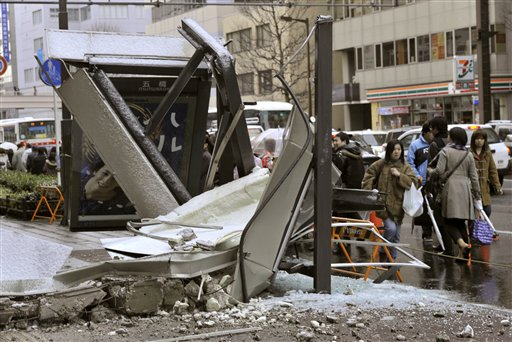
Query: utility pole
xmin=59 ymin=0 xmax=71 ymax=225
xmin=477 ymin=0 xmax=492 ymax=123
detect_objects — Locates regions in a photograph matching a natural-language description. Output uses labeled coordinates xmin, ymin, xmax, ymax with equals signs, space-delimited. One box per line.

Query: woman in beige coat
xmin=470 ymin=129 xmax=502 ymax=217
xmin=429 ymin=127 xmax=481 ymax=260
xmin=362 ymin=139 xmax=417 ymax=261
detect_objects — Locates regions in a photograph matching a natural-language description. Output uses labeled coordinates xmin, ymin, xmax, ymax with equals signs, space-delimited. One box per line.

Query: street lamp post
xmin=281 ymin=15 xmax=312 ymax=116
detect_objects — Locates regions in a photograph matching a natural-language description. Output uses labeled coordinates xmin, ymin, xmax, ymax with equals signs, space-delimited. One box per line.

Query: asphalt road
xmin=396 ymin=174 xmax=512 ymax=309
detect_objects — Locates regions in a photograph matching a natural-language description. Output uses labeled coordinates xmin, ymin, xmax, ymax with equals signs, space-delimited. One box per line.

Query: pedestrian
xmin=44 ymin=149 xmax=58 ymax=176
xmin=428 ymin=127 xmax=482 ymax=262
xmin=362 ymin=139 xmax=418 ymax=261
xmin=426 ymin=117 xmax=453 ymax=256
xmin=332 ymin=132 xmax=365 ymax=189
xmin=21 ymin=143 xmax=33 ymax=172
xmin=12 ymin=142 xmax=26 ymax=171
xmin=260 ymin=138 xmax=276 ymax=171
xmin=29 ymin=147 xmax=47 ymax=175
xmin=406 ymin=122 xmax=434 ymax=242
xmin=469 ymin=129 xmax=502 ymax=238
xmin=0 ymin=148 xmax=10 ymax=171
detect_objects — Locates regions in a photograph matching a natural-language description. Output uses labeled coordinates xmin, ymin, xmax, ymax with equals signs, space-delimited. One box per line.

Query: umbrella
xmin=251 ymin=128 xmax=286 ymax=157
xmin=0 ymin=142 xmax=17 ymax=152
xmin=424 ymin=194 xmax=444 ymax=251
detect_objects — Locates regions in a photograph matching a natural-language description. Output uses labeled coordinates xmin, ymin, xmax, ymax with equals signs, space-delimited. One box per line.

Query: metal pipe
xmin=92 ymin=69 xmax=191 ymax=204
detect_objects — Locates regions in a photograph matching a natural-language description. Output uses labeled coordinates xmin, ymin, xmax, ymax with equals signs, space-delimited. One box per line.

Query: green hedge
xmin=0 ymin=171 xmax=58 ymax=201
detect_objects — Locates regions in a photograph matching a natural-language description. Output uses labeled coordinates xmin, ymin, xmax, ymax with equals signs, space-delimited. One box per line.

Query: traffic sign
xmin=0 ymin=55 xmax=7 ymax=76
xmin=39 ymin=59 xmax=62 ymax=87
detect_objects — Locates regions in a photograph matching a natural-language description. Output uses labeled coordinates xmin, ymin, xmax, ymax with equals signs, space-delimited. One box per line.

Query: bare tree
xmin=234 ymin=5 xmax=313 ymax=105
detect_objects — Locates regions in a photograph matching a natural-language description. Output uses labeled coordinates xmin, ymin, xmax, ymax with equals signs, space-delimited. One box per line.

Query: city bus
xmin=0 ymin=117 xmax=57 ymax=148
xmin=207 ymin=101 xmax=293 ymax=131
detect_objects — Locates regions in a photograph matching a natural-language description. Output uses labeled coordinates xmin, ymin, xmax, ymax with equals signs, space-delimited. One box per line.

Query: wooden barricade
xmin=31 ymin=186 xmax=64 ymax=224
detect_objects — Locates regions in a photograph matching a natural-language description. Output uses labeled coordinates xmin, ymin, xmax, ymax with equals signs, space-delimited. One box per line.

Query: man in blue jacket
xmin=407 ymin=123 xmax=434 ymax=241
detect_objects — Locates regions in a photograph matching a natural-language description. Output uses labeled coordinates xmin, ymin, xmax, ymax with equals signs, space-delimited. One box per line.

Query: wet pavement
xmin=329 ymin=176 xmax=512 ymax=310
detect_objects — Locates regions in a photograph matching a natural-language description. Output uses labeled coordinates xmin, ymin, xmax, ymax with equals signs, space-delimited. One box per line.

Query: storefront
xmin=367 ymin=77 xmax=512 ymax=129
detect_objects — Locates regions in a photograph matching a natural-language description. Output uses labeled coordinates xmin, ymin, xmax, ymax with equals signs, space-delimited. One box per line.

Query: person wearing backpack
xmin=426 ymin=117 xmax=454 ymax=256
xmin=407 ymin=122 xmax=434 ymax=242
xmin=332 ymin=132 xmax=365 ymax=189
xmin=428 ymin=127 xmax=482 ymax=262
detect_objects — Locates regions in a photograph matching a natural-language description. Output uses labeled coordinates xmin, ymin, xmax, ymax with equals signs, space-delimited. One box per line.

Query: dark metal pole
xmin=58 ymin=0 xmax=71 ymax=226
xmin=477 ymin=0 xmax=492 ymax=123
xmin=313 ymin=15 xmax=333 ymax=294
xmin=305 ymin=18 xmax=312 ymax=116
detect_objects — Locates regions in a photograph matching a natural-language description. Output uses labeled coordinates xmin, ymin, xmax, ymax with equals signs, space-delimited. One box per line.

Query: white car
xmin=397 ymin=124 xmax=511 ymax=185
xmin=347 ymin=130 xmax=387 ymax=156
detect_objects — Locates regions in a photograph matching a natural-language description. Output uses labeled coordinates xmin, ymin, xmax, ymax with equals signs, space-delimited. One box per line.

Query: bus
xmin=207 ymin=101 xmax=293 ymax=131
xmin=0 ymin=117 xmax=57 ymax=148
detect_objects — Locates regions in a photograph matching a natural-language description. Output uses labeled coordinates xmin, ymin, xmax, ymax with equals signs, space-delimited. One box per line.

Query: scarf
xmin=446 ymin=142 xmax=467 ymax=151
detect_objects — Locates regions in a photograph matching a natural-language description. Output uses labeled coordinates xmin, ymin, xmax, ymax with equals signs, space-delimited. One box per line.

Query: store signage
xmin=378 ymin=106 xmax=410 ymax=116
xmin=454 ymin=56 xmax=475 ymax=90
xmin=1 ymin=3 xmax=8 ymax=62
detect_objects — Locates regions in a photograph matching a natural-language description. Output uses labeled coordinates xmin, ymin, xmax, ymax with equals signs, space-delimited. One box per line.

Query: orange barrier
xmin=31 ymin=186 xmax=64 ymax=224
xmin=331 ymin=216 xmax=403 ymax=282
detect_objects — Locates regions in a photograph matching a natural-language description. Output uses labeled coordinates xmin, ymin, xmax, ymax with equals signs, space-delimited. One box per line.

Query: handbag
xmin=472 ymin=218 xmax=494 ymax=245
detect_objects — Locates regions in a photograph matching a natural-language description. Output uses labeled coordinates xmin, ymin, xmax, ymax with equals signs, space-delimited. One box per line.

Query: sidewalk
xmin=0 ymin=216 xmax=132 ymax=267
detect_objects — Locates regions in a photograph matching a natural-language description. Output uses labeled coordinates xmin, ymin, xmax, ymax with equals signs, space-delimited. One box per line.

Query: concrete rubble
xmin=0 ymin=272 xmax=239 ymax=329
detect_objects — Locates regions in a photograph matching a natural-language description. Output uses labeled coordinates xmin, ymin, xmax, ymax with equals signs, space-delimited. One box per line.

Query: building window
xmin=80 ymin=6 xmax=91 ymax=21
xmin=375 ymin=44 xmax=382 ymax=67
xmin=69 ymin=8 xmax=80 ymax=21
xmin=395 ymin=39 xmax=408 ymax=65
xmin=32 ymin=10 xmax=42 ymax=25
xmin=382 ymin=41 xmax=395 ymax=67
xmin=356 ymin=47 xmax=363 ymax=70
xmin=33 ymin=37 xmax=43 ymax=54
xmin=256 ymin=24 xmax=271 ymax=48
xmin=455 ymin=27 xmax=470 ymax=55
xmin=471 ymin=26 xmax=478 ymax=55
xmin=493 ymin=23 xmax=506 ymax=54
xmin=226 ymin=28 xmax=251 ymax=54
xmin=350 ymin=0 xmax=363 ymax=18
xmin=239 ymin=73 xmax=254 ymax=95
xmin=417 ymin=34 xmax=430 ymax=62
xmin=50 ymin=8 xmax=58 ymax=18
xmin=446 ymin=31 xmax=454 ymax=58
xmin=24 ymin=68 xmax=34 ymax=84
xmin=408 ymin=37 xmax=416 ymax=63
xmin=258 ymin=70 xmax=272 ymax=94
xmin=363 ymin=45 xmax=374 ymax=70
xmin=431 ymin=32 xmax=445 ymax=60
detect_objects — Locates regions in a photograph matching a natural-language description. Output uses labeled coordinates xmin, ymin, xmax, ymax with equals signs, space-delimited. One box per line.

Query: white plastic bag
xmin=403 ymin=183 xmax=424 ymax=217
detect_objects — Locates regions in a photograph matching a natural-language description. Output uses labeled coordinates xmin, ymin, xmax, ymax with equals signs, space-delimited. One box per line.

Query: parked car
xmin=347 ymin=130 xmax=387 ymax=156
xmin=397 ymin=124 xmax=511 ymax=185
xmin=486 ymin=120 xmax=512 ymax=156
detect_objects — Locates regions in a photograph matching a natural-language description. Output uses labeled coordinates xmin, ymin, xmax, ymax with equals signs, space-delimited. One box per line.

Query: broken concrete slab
xmin=38 ymin=286 xmax=106 ymax=322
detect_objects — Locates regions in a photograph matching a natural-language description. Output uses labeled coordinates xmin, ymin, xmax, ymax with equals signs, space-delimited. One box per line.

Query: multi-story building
xmin=8 ymin=1 xmax=150 ymax=116
xmin=331 ymin=0 xmax=512 ymax=130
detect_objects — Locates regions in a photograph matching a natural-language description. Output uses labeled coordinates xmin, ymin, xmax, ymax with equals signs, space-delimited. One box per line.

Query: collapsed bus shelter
xmin=45 ymin=20 xmax=254 ymax=230
xmin=25 ymin=18 xmax=430 ymax=304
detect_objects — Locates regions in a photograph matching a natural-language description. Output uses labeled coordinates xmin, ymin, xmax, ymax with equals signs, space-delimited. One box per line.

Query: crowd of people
xmin=333 ymin=117 xmax=503 ymax=262
xmin=0 ymin=142 xmax=58 ymax=176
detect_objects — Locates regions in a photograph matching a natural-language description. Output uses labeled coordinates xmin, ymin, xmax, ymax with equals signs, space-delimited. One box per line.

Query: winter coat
xmin=362 ymin=159 xmax=417 ymax=224
xmin=471 ymin=149 xmax=500 ymax=206
xmin=332 ymin=142 xmax=365 ymax=189
xmin=407 ymin=135 xmax=430 ymax=186
xmin=430 ymin=147 xmax=481 ymax=220
xmin=12 ymin=147 xmax=26 ymax=171
xmin=428 ymin=134 xmax=447 ymax=168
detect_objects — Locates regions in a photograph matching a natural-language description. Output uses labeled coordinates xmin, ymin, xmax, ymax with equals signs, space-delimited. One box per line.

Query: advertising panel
xmin=69 ymin=77 xmax=208 ymax=230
